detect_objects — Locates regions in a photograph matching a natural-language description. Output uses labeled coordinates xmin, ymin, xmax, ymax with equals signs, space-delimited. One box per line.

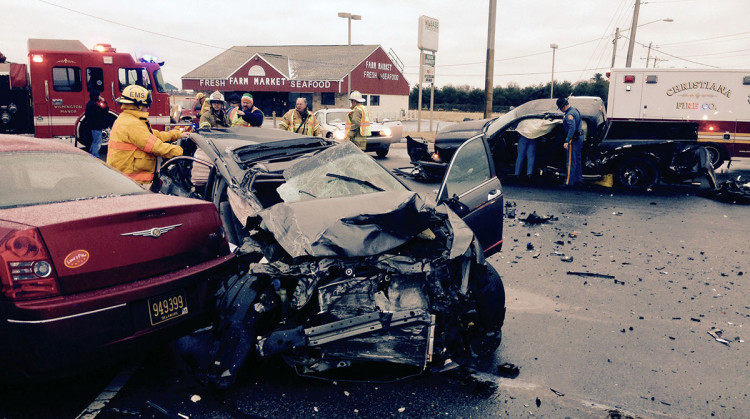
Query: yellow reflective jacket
xmin=346 ymin=104 xmax=371 ymax=139
xmin=106 ymin=104 xmax=183 ymax=183
xmin=279 ymin=109 xmax=321 ymax=136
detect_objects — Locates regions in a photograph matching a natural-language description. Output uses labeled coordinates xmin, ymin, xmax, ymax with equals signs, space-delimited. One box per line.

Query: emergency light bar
xmin=139 ymin=55 xmax=165 ymax=66
xmin=93 ymin=43 xmax=116 ymax=53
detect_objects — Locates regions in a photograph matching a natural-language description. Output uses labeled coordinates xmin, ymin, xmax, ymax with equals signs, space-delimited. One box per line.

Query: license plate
xmin=148 ymin=290 xmax=189 ymax=326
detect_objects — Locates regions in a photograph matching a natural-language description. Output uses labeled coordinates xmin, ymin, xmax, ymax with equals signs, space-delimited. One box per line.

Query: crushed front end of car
xmin=182 ymin=141 xmax=505 ymax=388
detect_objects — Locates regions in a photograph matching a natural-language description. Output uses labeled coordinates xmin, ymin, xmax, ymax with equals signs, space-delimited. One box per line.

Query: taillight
xmin=431 ymin=151 xmax=442 ymax=163
xmin=0 ymin=228 xmax=60 ymax=300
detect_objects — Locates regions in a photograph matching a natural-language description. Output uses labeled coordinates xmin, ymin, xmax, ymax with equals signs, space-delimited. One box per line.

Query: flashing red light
xmin=93 ymin=43 xmax=115 ymax=53
xmin=623 ymin=75 xmax=636 ymax=83
xmin=708 ymin=126 xmax=715 ymax=131
xmin=31 ymin=54 xmax=44 ymax=63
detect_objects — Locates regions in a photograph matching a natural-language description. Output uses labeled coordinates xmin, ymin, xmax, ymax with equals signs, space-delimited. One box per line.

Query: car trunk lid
xmin=0 ymin=194 xmax=227 ymax=295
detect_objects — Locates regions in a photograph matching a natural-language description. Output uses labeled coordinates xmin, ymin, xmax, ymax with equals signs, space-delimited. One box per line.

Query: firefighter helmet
xmin=349 ymin=90 xmax=365 ymax=103
xmin=209 ymin=90 xmax=224 ymax=103
xmin=116 ymin=85 xmax=152 ymax=107
xmin=195 ymin=92 xmax=205 ymax=101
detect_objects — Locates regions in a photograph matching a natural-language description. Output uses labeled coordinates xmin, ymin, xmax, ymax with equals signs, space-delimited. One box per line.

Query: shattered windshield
xmin=277 ymin=141 xmax=407 ymax=202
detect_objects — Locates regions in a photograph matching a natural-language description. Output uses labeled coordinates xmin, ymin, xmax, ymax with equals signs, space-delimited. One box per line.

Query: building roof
xmin=183 ymin=45 xmax=380 ymax=81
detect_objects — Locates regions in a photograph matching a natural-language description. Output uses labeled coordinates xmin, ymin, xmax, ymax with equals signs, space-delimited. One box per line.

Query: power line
xmin=623 ymin=36 xmax=720 ymax=68
xmin=37 ymin=0 xmax=227 ymax=51
xmin=658 ymin=30 xmax=750 ymax=47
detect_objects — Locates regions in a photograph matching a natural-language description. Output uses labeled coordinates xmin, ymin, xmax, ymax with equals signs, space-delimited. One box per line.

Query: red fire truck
xmin=0 ymin=39 xmax=171 ymax=150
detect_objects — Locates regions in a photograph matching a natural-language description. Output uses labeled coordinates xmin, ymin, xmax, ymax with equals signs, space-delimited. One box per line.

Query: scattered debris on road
xmin=566 ymin=271 xmax=615 ymax=279
xmin=496 ymin=362 xmax=520 ymax=378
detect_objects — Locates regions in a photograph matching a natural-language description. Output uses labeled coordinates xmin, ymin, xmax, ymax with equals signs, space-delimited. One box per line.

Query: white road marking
xmin=75 ymin=359 xmax=140 ymax=419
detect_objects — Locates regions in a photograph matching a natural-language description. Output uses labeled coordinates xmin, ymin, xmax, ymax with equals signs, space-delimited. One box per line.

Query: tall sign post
xmin=418 ymin=15 xmax=439 ymax=133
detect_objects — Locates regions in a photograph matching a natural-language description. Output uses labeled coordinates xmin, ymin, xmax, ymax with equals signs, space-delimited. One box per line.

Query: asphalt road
xmin=1 ymin=144 xmax=748 ymax=418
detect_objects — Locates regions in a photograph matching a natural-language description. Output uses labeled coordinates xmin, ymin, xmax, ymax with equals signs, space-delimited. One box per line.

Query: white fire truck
xmin=0 ymin=39 xmax=171 ymax=149
xmin=607 ymin=68 xmax=750 ymax=167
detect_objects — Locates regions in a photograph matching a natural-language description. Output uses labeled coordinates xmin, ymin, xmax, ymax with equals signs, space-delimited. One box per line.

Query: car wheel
xmin=702 ymin=143 xmax=726 ymax=169
xmin=468 ymin=263 xmax=505 ymax=356
xmin=375 ymin=145 xmax=390 ymax=158
xmin=326 ymin=132 xmax=332 ymax=139
xmin=616 ymin=157 xmax=659 ymax=189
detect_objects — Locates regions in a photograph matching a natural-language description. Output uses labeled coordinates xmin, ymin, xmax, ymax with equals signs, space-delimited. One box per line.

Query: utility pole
xmin=645 ymin=42 xmax=652 ymax=68
xmin=625 ymin=0 xmax=641 ymax=67
xmin=484 ymin=0 xmax=497 ymax=119
xmin=611 ymin=27 xmax=620 ymax=68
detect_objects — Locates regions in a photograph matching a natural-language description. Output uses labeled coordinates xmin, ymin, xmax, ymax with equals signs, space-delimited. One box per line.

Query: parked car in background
xmin=156 ymin=127 xmax=504 ymax=387
xmin=403 ymin=97 xmax=716 ymax=189
xmin=170 ymin=97 xmax=200 ymax=125
xmin=0 ymin=135 xmax=235 ymax=379
xmin=314 ymin=108 xmax=403 ymax=157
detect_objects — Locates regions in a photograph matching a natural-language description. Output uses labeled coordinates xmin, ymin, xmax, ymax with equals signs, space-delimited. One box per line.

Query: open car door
xmin=436 ymin=134 xmax=504 ymax=257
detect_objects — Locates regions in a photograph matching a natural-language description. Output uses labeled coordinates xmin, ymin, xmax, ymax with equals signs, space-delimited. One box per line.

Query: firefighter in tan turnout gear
xmin=279 ymin=97 xmax=321 ymax=136
xmin=199 ymin=91 xmax=231 ymax=129
xmin=106 ymin=85 xmax=186 ymax=184
xmin=345 ymin=91 xmax=371 ymax=150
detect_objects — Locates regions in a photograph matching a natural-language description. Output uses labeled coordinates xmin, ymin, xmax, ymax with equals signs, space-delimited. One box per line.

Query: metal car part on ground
xmin=399 ymin=97 xmax=717 ymax=190
xmin=0 ymin=135 xmax=235 ymax=379
xmin=157 ymin=127 xmax=505 ymax=387
xmin=313 ymin=108 xmax=403 ymax=157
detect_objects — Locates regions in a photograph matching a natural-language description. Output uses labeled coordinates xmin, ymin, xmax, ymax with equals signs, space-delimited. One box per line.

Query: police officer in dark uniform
xmin=557 ymin=97 xmax=583 ymax=187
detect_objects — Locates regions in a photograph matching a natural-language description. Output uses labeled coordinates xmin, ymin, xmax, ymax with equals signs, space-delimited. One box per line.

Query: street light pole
xmin=611 ymin=27 xmax=620 ymax=68
xmin=483 ymin=0 xmax=497 ymax=119
xmin=550 ymin=43 xmax=558 ymax=98
xmin=338 ymin=12 xmax=361 ymax=99
xmin=614 ymin=18 xmax=672 ymax=67
xmin=625 ymin=0 xmax=642 ymax=67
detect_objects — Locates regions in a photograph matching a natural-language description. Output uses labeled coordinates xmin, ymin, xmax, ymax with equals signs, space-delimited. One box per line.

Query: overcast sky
xmin=3 ymin=0 xmax=749 ymax=90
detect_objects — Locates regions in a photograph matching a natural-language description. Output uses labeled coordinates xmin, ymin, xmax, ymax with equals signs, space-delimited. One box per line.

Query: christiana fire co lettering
xmin=666 ymin=81 xmax=732 ymax=98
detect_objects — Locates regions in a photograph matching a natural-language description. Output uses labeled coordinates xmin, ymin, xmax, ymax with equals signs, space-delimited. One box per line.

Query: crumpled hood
xmin=255 ymin=190 xmax=472 ymax=258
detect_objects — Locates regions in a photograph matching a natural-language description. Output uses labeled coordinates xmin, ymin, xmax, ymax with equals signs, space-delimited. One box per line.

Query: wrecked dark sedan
xmin=403 ymin=97 xmax=716 ymax=189
xmin=157 ymin=127 xmax=505 ymax=387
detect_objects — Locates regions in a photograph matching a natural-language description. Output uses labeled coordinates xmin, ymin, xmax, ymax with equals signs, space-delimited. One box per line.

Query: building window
xmin=321 ymin=92 xmax=335 ymax=106
xmin=52 ymin=67 xmax=82 ymax=92
xmin=361 ymin=95 xmax=368 ymax=104
xmin=370 ymin=95 xmax=380 ymax=106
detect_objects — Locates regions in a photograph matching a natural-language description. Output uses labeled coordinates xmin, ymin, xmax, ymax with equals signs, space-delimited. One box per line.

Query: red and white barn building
xmin=182 ymin=45 xmax=410 ymax=121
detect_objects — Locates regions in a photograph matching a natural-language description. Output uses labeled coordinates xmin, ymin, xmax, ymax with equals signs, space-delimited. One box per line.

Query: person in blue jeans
xmin=514 ymin=118 xmax=560 ymax=181
xmin=84 ymin=90 xmax=109 ymax=158
xmin=514 ymin=134 xmax=537 ymax=180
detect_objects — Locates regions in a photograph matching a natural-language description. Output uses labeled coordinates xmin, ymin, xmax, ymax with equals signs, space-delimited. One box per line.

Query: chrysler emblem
xmin=121 ymin=224 xmax=182 ymax=238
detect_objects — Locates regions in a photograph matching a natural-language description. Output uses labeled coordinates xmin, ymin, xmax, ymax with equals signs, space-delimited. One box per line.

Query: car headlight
xmin=8 ymin=103 xmax=18 ymax=114
xmin=1 ymin=112 xmax=10 ymax=124
xmin=380 ymin=127 xmax=392 ymax=137
xmin=334 ymin=130 xmax=346 ymax=141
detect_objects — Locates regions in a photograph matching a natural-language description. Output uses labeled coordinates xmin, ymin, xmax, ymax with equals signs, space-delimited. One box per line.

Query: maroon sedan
xmin=0 ymin=135 xmax=234 ymax=378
